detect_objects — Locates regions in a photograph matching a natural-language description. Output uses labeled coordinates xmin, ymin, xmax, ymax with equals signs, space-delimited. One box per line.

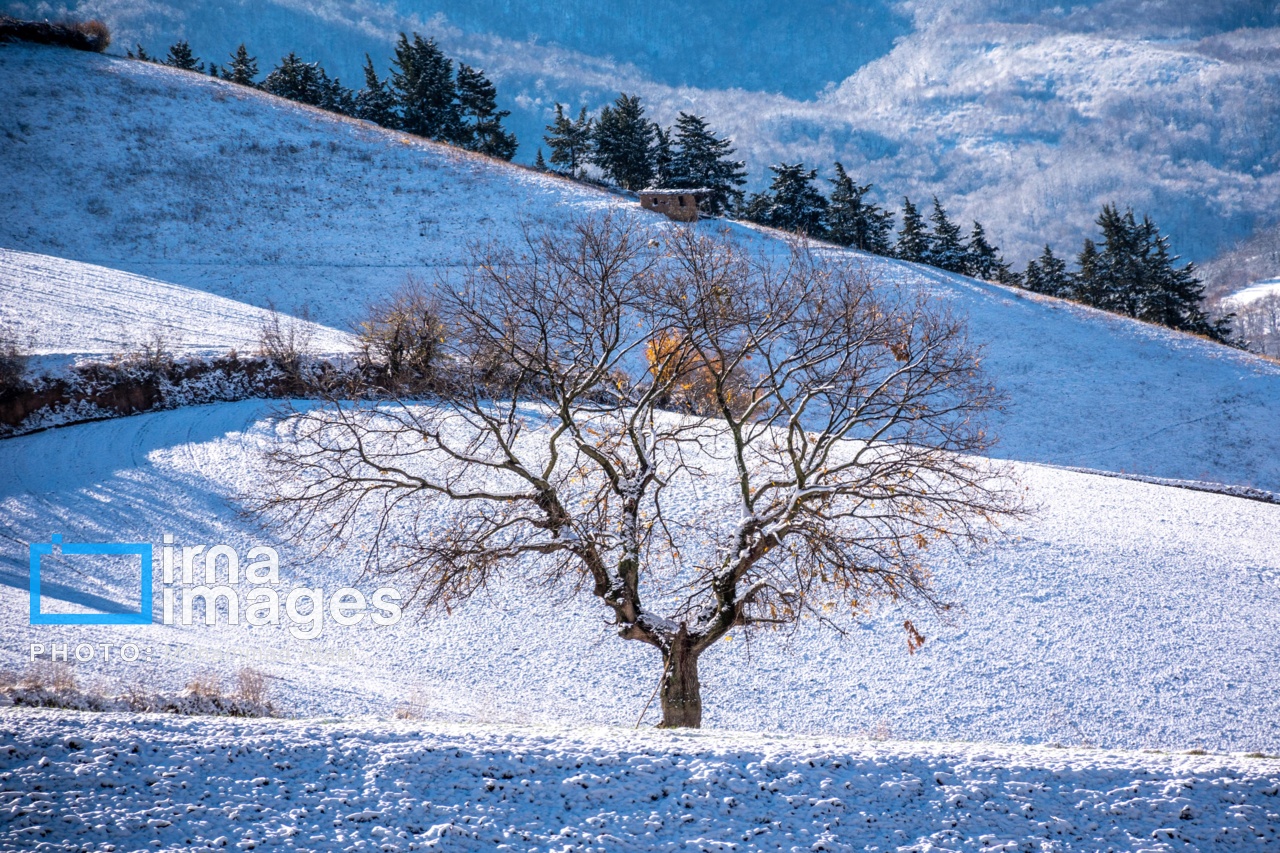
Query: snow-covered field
xmin=0 ymin=248 xmax=352 ymax=364
xmin=2 ymin=401 xmax=1278 ymax=754
xmin=2 ymin=36 xmax=1280 ymax=850
xmin=1224 ymin=278 xmax=1280 ymax=309
xmin=2 ymin=709 xmax=1278 ymax=852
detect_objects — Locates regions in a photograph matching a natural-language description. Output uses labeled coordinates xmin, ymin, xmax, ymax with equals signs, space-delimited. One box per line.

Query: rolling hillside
xmin=0 ymin=40 xmax=1278 ymax=756
xmin=6 ymin=0 xmax=1280 ymax=272
xmin=2 ymin=42 xmax=1279 ymax=491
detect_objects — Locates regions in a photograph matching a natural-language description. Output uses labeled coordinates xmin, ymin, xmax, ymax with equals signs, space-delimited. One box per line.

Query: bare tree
xmin=257 ymin=215 xmax=1020 ymax=728
xmin=1232 ymin=293 xmax=1280 ymax=357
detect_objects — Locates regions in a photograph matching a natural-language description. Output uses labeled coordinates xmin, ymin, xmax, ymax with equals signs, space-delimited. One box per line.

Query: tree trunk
xmin=658 ymin=624 xmax=702 ymax=728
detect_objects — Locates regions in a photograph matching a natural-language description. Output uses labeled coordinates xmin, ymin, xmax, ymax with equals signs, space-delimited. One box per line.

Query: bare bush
xmin=0 ymin=323 xmax=29 ymax=391
xmin=258 ymin=215 xmax=1021 ymax=728
xmin=183 ymin=671 xmax=222 ymax=699
xmin=0 ymin=16 xmax=110 ymax=52
xmin=129 ymin=328 xmax=174 ymax=371
xmin=356 ymin=278 xmax=445 ymax=392
xmin=258 ymin=306 xmax=315 ymax=387
xmin=235 ymin=668 xmax=270 ymax=705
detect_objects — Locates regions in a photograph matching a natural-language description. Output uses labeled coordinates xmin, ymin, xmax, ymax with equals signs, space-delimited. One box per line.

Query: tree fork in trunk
xmin=659 ymin=623 xmax=703 ymax=728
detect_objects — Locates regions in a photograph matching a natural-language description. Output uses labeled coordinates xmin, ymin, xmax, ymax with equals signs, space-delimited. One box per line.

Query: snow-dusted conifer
xmin=744 ymin=163 xmax=828 ymax=236
xmin=825 ymin=162 xmax=893 ymax=254
xmin=225 ymin=44 xmax=258 ymax=87
xmin=354 ymin=55 xmax=398 ymax=127
xmin=164 ymin=40 xmax=203 ymax=73
xmin=926 ymin=196 xmax=968 ymax=273
xmin=666 ymin=113 xmax=747 ymax=216
xmin=894 ymin=197 xmax=929 ymax=263
xmin=390 ymin=33 xmax=462 ymax=144
xmin=592 ymin=93 xmax=656 ymax=190
xmin=456 ymin=63 xmax=517 ymax=160
xmin=544 ymin=104 xmax=593 ymax=178
xmin=1023 ymin=245 xmax=1070 ymax=296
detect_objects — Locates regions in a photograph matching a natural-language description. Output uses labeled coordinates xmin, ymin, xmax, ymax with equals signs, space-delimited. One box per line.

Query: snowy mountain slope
xmin=4 ymin=709 xmax=1279 ymax=852
xmin=3 ymin=43 xmax=1280 ymax=490
xmin=8 ymin=1 xmax=1280 ymax=270
xmin=0 ymin=248 xmax=352 ymax=362
xmin=1224 ymin=278 xmax=1280 ymax=309
xmin=2 ymin=401 xmax=1279 ymax=752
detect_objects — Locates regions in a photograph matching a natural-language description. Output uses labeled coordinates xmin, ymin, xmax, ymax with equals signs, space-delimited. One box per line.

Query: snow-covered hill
xmin=2 ymin=43 xmax=1279 ymax=490
xmin=6 ymin=1 xmax=1280 ymax=272
xmin=0 ymin=248 xmax=352 ymax=364
xmin=4 ymin=709 xmax=1278 ymax=851
xmin=2 ymin=401 xmax=1279 ymax=752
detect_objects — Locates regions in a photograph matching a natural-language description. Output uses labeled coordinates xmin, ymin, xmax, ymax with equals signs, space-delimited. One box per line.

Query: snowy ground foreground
xmin=0 ymin=248 xmax=352 ymax=363
xmin=2 ymin=401 xmax=1278 ymax=753
xmin=2 ymin=44 xmax=1279 ymax=490
xmin=2 ymin=709 xmax=1277 ymax=852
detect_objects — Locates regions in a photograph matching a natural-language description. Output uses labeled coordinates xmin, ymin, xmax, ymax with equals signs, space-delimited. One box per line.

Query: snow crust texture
xmin=2 ymin=710 xmax=1278 ymax=852
xmin=0 ymin=248 xmax=352 ymax=362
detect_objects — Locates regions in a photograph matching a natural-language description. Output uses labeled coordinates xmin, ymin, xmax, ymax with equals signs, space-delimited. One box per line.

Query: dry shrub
xmin=235 ymin=668 xmax=269 ymax=705
xmin=356 ymin=277 xmax=444 ymax=392
xmin=115 ymin=327 xmax=175 ymax=376
xmin=0 ymin=323 xmax=29 ymax=391
xmin=184 ymin=670 xmax=223 ymax=699
xmin=77 ymin=20 xmax=110 ymax=51
xmin=258 ymin=306 xmax=315 ymax=387
xmin=0 ymin=16 xmax=111 ymax=52
xmin=22 ymin=660 xmax=78 ymax=693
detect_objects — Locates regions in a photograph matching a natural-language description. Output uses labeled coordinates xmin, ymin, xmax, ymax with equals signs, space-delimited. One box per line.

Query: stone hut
xmin=638 ymin=188 xmax=711 ymax=222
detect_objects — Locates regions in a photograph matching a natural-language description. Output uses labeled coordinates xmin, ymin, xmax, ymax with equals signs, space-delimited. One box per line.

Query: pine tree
xmin=824 ymin=163 xmax=893 ymax=254
xmin=225 ymin=44 xmax=258 ymax=87
xmin=164 ymin=40 xmax=203 ymax=73
xmin=665 ymin=113 xmax=747 ymax=216
xmin=455 ymin=63 xmax=517 ymax=159
xmin=127 ymin=45 xmax=154 ymax=62
xmin=1137 ymin=222 xmax=1230 ymax=341
xmin=317 ymin=72 xmax=355 ymax=116
xmin=1095 ymin=204 xmax=1146 ymax=315
xmin=390 ymin=32 xmax=462 ymax=144
xmin=262 ymin=52 xmax=322 ymax=105
xmin=651 ymin=126 xmax=674 ymax=187
xmin=534 ymin=148 xmax=548 ymax=171
xmin=544 ymin=104 xmax=593 ymax=178
xmin=209 ymin=63 xmax=220 ymax=77
xmin=1022 ymin=246 xmax=1070 ymax=297
xmin=925 ymin=196 xmax=968 ymax=273
xmin=895 ymin=197 xmax=929 ymax=263
xmin=592 ymin=93 xmax=656 ymax=190
xmin=965 ymin=221 xmax=1000 ymax=280
xmin=743 ymin=163 xmax=828 ymax=236
xmin=354 ymin=55 xmax=398 ymax=127
xmin=1073 ymin=239 xmax=1104 ymax=306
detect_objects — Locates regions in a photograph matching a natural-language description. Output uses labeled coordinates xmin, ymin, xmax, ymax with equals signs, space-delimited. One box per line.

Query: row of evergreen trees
xmin=740 ymin=162 xmax=1018 ymax=281
xmin=132 ymin=43 xmax=1226 ymax=344
xmin=127 ymin=36 xmax=517 ymax=159
xmin=684 ymin=157 xmax=1229 ymax=342
xmin=1021 ymin=206 xmax=1230 ymax=340
xmin=539 ymin=94 xmax=747 ymax=216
